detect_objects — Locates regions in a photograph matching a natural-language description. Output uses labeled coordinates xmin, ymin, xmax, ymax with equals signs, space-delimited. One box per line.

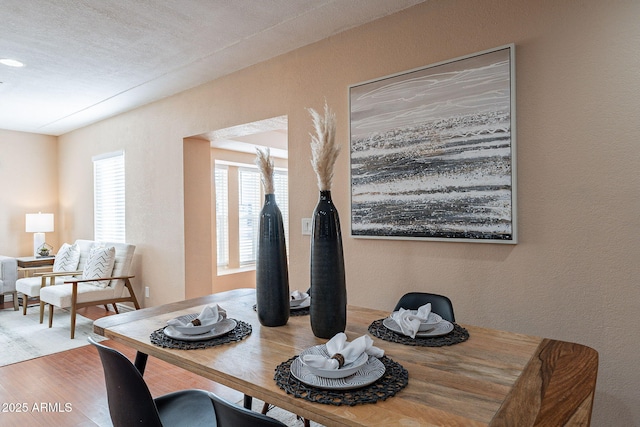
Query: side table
xmin=16 ymin=256 xmax=55 ymax=277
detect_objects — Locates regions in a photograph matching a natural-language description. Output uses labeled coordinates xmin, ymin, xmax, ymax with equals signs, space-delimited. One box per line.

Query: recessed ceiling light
xmin=0 ymin=58 xmax=25 ymax=67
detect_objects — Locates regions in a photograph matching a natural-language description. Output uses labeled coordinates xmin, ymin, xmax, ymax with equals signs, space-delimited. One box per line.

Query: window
xmin=93 ymin=151 xmax=125 ymax=242
xmin=214 ymin=166 xmax=229 ymax=267
xmin=238 ymin=168 xmax=261 ymax=266
xmin=214 ymin=161 xmax=288 ymax=272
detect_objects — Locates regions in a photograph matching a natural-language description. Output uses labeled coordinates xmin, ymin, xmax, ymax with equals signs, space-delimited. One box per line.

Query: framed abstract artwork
xmin=349 ymin=44 xmax=517 ymax=243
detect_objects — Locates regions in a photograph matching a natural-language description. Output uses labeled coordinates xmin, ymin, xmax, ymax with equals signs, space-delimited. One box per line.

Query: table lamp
xmin=25 ymin=212 xmax=54 ymax=257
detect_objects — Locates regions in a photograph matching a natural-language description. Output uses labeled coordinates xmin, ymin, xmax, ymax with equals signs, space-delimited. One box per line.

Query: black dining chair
xmin=88 ymin=337 xmax=287 ymax=427
xmin=393 ymin=292 xmax=456 ymax=322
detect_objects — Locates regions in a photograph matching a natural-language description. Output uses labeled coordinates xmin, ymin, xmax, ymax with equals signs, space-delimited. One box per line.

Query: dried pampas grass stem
xmin=309 ymin=102 xmax=339 ymax=191
xmin=255 ymin=148 xmax=275 ymax=194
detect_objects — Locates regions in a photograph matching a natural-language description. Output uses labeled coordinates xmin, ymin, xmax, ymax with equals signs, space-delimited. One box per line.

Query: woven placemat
xmin=274 ymin=356 xmax=408 ymax=406
xmin=253 ymin=304 xmax=310 ymax=317
xmin=368 ymin=319 xmax=469 ymax=346
xmin=289 ymin=307 xmax=309 ymax=317
xmin=150 ymin=319 xmax=252 ymax=349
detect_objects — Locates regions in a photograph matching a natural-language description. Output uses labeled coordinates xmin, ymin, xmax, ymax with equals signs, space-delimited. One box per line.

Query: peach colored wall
xmin=54 ymin=1 xmax=640 ymax=424
xmin=183 ymin=137 xmax=213 ymax=298
xmin=215 ymin=270 xmax=255 ymax=293
xmin=0 ymin=129 xmax=58 ymax=256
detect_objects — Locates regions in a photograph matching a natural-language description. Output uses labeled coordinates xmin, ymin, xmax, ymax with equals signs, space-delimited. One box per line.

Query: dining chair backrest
xmin=393 ymin=292 xmax=456 ymax=322
xmin=210 ymin=394 xmax=288 ymax=427
xmin=89 ymin=337 xmax=163 ymax=427
xmin=89 ymin=337 xmax=288 ymax=427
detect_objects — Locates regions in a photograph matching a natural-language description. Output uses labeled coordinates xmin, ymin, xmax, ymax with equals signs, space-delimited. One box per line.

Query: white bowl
xmin=168 ymin=313 xmax=222 ymax=335
xmin=299 ymin=345 xmax=369 ymax=379
xmin=290 ymin=296 xmax=309 ymax=307
xmin=413 ymin=310 xmax=443 ymax=331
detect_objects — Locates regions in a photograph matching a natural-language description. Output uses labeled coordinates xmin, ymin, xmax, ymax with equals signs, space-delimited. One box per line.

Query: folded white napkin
xmin=290 ymin=290 xmax=309 ymax=301
xmin=390 ymin=303 xmax=432 ymax=338
xmin=301 ymin=332 xmax=384 ymax=370
xmin=167 ymin=304 xmax=227 ymax=328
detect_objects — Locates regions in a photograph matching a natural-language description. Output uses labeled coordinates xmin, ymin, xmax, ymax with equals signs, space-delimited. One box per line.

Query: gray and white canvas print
xmin=349 ymin=45 xmax=516 ymax=243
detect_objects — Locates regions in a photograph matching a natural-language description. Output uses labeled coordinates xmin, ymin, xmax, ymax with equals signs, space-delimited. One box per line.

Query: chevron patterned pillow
xmin=53 ymin=243 xmax=80 ymax=273
xmin=82 ymin=246 xmax=116 ymax=288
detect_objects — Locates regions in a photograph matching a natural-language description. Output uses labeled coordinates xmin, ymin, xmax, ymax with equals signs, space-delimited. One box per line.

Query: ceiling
xmin=0 ymin=0 xmax=424 ymax=136
xmin=201 ymin=115 xmax=289 ymax=159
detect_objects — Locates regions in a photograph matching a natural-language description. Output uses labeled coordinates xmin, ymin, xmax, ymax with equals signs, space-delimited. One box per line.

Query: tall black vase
xmin=310 ymin=190 xmax=346 ymax=338
xmin=256 ymin=194 xmax=290 ymax=327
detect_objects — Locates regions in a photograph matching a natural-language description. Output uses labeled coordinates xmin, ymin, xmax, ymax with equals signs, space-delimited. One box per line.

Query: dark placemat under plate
xmin=150 ymin=319 xmax=252 ymax=349
xmin=274 ymin=356 xmax=408 ymax=406
xmin=289 ymin=306 xmax=310 ymax=316
xmin=368 ymin=319 xmax=469 ymax=347
xmin=253 ymin=303 xmax=310 ymax=316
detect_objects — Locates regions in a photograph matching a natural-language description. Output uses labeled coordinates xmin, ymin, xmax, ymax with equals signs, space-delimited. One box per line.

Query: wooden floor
xmin=0 ymin=303 xmax=245 ymax=427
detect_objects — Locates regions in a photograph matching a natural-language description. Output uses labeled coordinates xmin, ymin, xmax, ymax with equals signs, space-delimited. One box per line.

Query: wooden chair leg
xmin=113 ymin=303 xmax=119 ymax=314
xmin=39 ymin=300 xmax=45 ymax=323
xmin=70 ymin=283 xmax=78 ymax=339
xmin=23 ymin=294 xmax=29 ymax=315
xmin=70 ymin=306 xmax=77 ymax=339
xmin=12 ymin=291 xmax=18 ymax=310
xmin=261 ymin=402 xmax=272 ymax=414
xmin=124 ymin=279 xmax=141 ymax=310
xmin=48 ymin=304 xmax=54 ymax=328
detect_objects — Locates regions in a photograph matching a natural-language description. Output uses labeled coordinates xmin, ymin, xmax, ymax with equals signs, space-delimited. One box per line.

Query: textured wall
xmin=0 ymin=129 xmax=58 ymax=256
xmin=53 ymin=0 xmax=640 ymax=425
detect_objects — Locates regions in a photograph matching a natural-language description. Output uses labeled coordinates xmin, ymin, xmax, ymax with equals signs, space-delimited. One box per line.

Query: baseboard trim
xmin=115 ymin=302 xmax=135 ymax=313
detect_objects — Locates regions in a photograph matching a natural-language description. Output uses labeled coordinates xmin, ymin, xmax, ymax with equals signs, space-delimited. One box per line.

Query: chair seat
xmin=155 ymin=390 xmax=218 ymax=427
xmin=16 ymin=276 xmax=66 ymax=297
xmin=40 ymin=282 xmax=118 ymax=308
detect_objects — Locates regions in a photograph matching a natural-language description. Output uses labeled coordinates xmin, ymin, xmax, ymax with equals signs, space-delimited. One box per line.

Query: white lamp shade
xmin=25 ymin=213 xmax=54 ymax=233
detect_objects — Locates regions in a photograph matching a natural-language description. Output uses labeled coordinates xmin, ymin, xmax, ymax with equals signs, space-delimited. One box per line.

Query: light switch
xmin=302 ymin=218 xmax=312 ymax=235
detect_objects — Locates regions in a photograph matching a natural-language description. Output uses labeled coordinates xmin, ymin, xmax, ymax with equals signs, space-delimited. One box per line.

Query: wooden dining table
xmin=93 ymin=288 xmax=598 ymax=426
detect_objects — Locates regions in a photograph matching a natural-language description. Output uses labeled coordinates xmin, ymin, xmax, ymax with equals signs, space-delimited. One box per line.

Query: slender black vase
xmin=256 ymin=194 xmax=290 ymax=327
xmin=310 ymin=190 xmax=346 ymax=338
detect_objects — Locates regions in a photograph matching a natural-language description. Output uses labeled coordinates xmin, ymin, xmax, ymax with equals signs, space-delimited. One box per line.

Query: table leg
xmin=134 ymin=351 xmax=148 ymax=375
xmin=243 ymin=394 xmax=253 ymax=409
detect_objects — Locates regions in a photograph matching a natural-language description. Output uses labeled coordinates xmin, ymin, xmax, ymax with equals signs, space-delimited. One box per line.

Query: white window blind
xmin=214 ymin=161 xmax=288 ymax=271
xmin=238 ymin=168 xmax=261 ymax=266
xmin=93 ymin=151 xmax=125 ymax=242
xmin=214 ymin=166 xmax=229 ymax=267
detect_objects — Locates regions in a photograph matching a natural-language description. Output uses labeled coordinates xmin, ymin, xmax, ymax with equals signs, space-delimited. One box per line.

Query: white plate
xmin=291 ymin=355 xmax=385 ymax=390
xmin=168 ymin=313 xmax=226 ymax=335
xmin=383 ymin=317 xmax=454 ymax=338
xmin=298 ymin=345 xmax=368 ymax=378
xmin=163 ymin=319 xmax=237 ymax=341
xmin=290 ymin=298 xmax=310 ymax=310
